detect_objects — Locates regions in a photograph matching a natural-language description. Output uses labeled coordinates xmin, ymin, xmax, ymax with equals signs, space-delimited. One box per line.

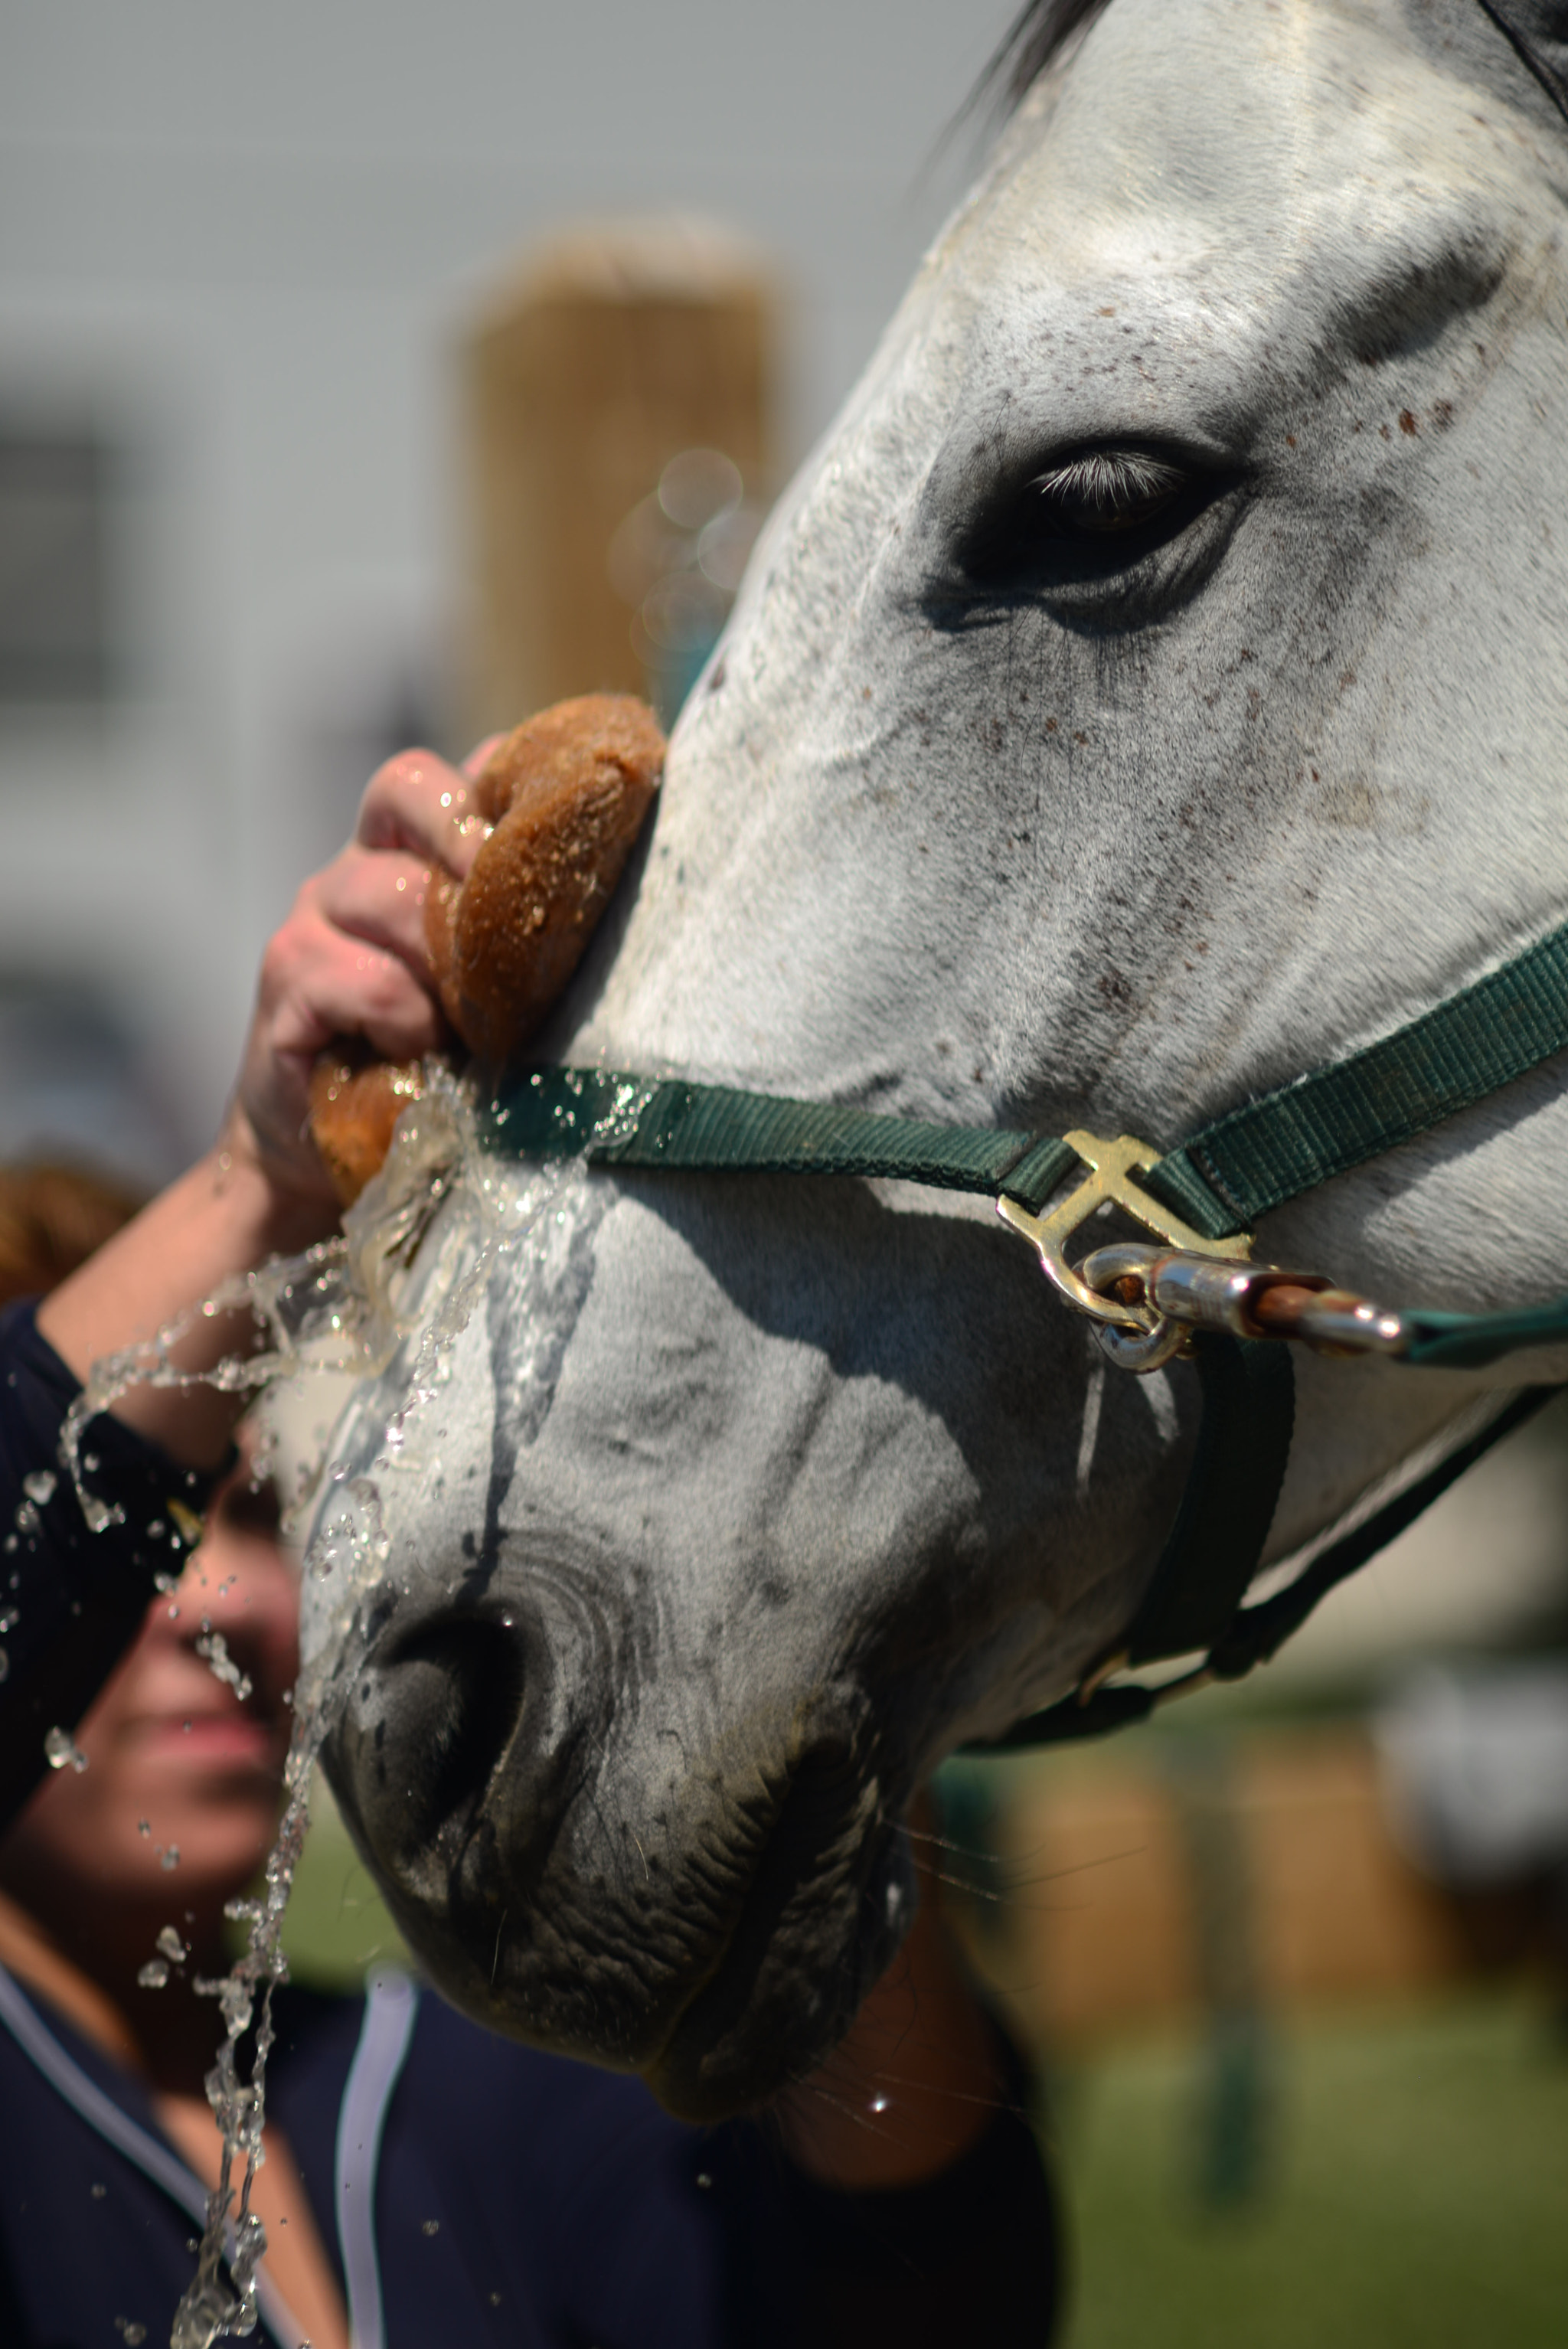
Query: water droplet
xmin=421 ymin=2218 xmax=439 ymax=2236
xmin=695 ymin=2171 xmax=713 ymax=2191
xmin=90 ymin=2183 xmax=106 ymax=2199
xmin=160 ymin=1844 xmax=180 ymax=1870
xmin=195 ymin=1629 xmax=253 ymax=1702
xmin=22 ymin=1469 xmax=56 ymax=1506
xmin=869 ymin=2093 xmax=890 ymax=2115
xmin=44 ymin=1727 xmax=87 ymax=1772
xmin=157 ymin=1925 xmax=188 ymax=1963
xmin=137 ymin=1959 xmax=170 ymax=1989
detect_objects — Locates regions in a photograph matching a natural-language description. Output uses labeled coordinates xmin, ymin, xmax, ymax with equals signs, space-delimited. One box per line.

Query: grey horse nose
xmin=329 ymin=1611 xmax=528 ymax=1893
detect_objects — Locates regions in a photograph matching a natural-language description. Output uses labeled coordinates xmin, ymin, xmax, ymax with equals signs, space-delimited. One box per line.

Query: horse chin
xmin=341 ymin=1808 xmax=906 ymax=2123
xmin=644 ymin=1812 xmax=910 ymax=2124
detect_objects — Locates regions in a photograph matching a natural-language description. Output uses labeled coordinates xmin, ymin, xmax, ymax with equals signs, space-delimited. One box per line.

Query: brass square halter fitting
xmin=997 ymin=1130 xmax=1253 ymax=1370
xmin=997 ymin=1130 xmax=1406 ymax=1371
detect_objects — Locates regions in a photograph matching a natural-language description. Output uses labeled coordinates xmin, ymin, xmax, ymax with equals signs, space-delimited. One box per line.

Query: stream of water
xmin=52 ymin=1060 xmax=649 ymax=2347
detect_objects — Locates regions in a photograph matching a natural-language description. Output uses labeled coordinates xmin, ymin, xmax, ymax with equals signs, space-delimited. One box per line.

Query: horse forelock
xmin=979 ymin=0 xmax=1568 ymax=144
xmin=972 ymin=0 xmax=1116 ymax=124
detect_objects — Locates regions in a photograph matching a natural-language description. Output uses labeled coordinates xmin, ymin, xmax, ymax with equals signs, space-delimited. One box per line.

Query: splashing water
xmin=194 ymin=1630 xmax=253 ymax=1704
xmin=44 ymin=1726 xmax=88 ymax=1773
xmin=46 ymin=1060 xmax=657 ymax=2349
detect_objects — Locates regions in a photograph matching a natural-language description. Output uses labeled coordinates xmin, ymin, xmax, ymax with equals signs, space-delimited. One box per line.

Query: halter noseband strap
xmin=479 ymin=908 xmax=1568 ymax=1744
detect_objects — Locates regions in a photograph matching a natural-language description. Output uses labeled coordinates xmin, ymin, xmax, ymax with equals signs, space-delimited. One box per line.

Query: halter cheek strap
xmin=477 ymin=905 xmax=1568 ymax=1744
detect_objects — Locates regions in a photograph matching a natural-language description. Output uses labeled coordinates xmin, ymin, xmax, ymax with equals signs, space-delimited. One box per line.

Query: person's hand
xmin=227 ymin=743 xmax=498 ymax=1227
xmin=774 ymin=1792 xmax=1006 ymax=2191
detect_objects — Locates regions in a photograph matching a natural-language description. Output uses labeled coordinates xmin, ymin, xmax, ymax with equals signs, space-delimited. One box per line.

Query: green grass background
xmin=1051 ymin=1997 xmax=1566 ymax=2349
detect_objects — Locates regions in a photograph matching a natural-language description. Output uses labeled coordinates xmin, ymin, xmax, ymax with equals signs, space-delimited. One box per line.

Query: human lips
xmin=134 ymin=1707 xmax=282 ymax=1771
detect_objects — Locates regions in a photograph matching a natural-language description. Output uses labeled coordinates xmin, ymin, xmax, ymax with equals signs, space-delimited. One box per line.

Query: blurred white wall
xmin=0 ymin=0 xmax=1016 ymax=1170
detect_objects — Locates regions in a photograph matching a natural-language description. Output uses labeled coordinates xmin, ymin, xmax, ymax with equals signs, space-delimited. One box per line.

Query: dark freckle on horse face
xmin=1399 ymin=410 xmax=1419 ymax=436
xmin=1432 ymin=400 xmax=1454 ymax=430
xmin=1380 ymin=423 xmax=1391 ymax=440
xmin=862 ymin=685 xmax=872 ymax=700
xmin=1045 ymin=717 xmax=1058 ymax=733
xmin=706 ymin=657 xmax=727 ymax=694
xmin=1338 ymin=670 xmax=1356 ymax=691
xmin=1285 ymin=435 xmax=1297 ymax=448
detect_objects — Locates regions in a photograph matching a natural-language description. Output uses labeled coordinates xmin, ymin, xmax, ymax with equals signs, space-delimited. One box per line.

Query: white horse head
xmin=314 ymin=0 xmax=1568 ymax=2119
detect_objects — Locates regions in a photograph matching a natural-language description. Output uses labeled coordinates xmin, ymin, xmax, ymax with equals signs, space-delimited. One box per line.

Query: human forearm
xmin=35 ymin=1117 xmax=332 ymax=1472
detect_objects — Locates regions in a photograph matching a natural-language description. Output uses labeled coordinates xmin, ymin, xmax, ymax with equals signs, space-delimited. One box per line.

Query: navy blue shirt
xmin=0 ymin=1970 xmax=1060 ymax=2347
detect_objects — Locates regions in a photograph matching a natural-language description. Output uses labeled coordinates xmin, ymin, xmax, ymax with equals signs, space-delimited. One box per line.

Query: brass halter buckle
xmin=997 ymin=1130 xmax=1407 ymax=1371
xmin=997 ymin=1132 xmax=1253 ymax=1371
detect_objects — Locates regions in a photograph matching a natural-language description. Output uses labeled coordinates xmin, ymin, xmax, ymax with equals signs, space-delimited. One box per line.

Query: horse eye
xmin=1028 ymin=450 xmax=1186 ymax=536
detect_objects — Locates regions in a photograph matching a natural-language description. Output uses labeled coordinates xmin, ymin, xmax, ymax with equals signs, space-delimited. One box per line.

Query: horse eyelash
xmin=1029 ymin=448 xmax=1184 ymax=514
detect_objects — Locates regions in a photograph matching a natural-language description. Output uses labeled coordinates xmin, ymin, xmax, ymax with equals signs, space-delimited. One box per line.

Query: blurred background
xmin=0 ymin=0 xmax=1004 ymax=1178
xmin=5 ymin=4 xmax=1566 ymax=2342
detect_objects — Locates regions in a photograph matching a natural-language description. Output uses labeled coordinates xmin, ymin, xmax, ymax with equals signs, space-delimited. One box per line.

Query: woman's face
xmin=0 ymin=1462 xmax=299 ymax=1926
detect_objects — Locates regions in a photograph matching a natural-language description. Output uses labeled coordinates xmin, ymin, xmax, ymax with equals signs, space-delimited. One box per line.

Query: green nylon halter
xmin=478 ymin=908 xmax=1568 ymax=1743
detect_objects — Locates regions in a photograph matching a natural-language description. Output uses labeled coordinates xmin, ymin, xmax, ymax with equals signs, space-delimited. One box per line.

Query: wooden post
xmin=462 ymin=216 xmax=777 ymax=737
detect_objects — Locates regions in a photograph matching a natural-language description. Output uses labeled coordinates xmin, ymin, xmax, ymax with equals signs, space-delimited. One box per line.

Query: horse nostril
xmin=373 ymin=1617 xmax=525 ymax=1849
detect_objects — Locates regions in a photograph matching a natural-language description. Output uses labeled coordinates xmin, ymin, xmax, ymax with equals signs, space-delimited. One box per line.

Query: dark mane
xmin=969 ymin=0 xmax=1114 ymax=127
xmin=975 ymin=0 xmax=1567 ymax=136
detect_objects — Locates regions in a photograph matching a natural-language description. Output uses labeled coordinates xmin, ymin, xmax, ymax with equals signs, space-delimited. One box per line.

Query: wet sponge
xmin=309 ymin=693 xmax=664 ymax=1206
xmin=426 ymin=694 xmax=665 ymax=1066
